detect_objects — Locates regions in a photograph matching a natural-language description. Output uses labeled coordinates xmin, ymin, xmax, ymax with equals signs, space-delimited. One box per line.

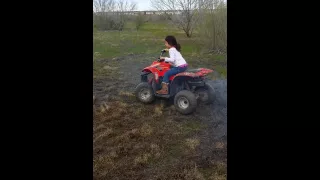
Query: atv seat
xmin=185 ymin=68 xmax=201 ymax=73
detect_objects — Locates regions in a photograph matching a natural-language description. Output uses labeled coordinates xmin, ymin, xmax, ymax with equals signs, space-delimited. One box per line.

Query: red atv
xmin=135 ymin=50 xmax=216 ymax=114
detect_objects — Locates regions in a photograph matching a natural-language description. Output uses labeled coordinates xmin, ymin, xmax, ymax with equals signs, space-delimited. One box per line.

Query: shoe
xmin=156 ymin=82 xmax=168 ymax=94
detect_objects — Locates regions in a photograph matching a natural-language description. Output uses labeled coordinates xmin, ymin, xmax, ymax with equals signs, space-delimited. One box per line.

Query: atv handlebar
xmin=160 ymin=50 xmax=165 ymax=57
xmin=157 ymin=50 xmax=166 ymax=62
xmin=157 ymin=59 xmax=169 ymax=64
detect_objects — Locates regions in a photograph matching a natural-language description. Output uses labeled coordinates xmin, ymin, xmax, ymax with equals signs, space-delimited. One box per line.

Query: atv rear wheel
xmin=135 ymin=82 xmax=155 ymax=104
xmin=174 ymin=90 xmax=197 ymax=115
xmin=195 ymin=83 xmax=216 ymax=104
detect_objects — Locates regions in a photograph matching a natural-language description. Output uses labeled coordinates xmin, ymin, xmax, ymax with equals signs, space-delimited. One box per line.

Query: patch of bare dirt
xmin=93 ymin=54 xmax=227 ymax=180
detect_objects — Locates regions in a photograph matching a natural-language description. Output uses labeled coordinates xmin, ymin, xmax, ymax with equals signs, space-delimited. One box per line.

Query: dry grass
xmin=208 ymin=174 xmax=227 ymax=180
xmin=153 ymin=101 xmax=165 ymax=118
xmin=185 ymin=138 xmax=200 ymax=150
xmin=118 ymin=90 xmax=134 ymax=97
xmin=154 ymin=105 xmax=163 ymax=117
xmin=99 ymin=102 xmax=110 ymax=112
xmin=140 ymin=123 xmax=153 ymax=137
xmin=207 ymin=161 xmax=227 ymax=180
xmin=215 ymin=141 xmax=225 ymax=149
xmin=94 ymin=97 xmax=226 ymax=180
xmin=185 ymin=138 xmax=201 ymax=153
xmin=183 ymin=165 xmax=206 ymax=180
xmin=150 ymin=143 xmax=161 ymax=158
xmin=103 ymin=65 xmax=119 ymax=70
xmin=134 ymin=153 xmax=152 ymax=166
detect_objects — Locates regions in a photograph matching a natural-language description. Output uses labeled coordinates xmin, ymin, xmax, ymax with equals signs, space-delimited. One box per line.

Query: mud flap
xmin=141 ymin=72 xmax=150 ymax=82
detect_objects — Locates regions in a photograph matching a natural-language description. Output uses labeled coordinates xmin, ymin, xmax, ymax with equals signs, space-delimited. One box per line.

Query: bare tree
xmin=199 ymin=0 xmax=227 ymax=53
xmin=113 ymin=0 xmax=137 ymax=30
xmin=93 ymin=0 xmax=115 ymax=12
xmin=93 ymin=0 xmax=115 ymax=30
xmin=135 ymin=13 xmax=147 ymax=30
xmin=93 ymin=0 xmax=136 ymax=31
xmin=114 ymin=0 xmax=136 ymax=11
xmin=151 ymin=0 xmax=206 ymax=37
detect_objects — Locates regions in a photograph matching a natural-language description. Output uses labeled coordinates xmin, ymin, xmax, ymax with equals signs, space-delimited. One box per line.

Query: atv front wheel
xmin=174 ymin=90 xmax=197 ymax=115
xmin=195 ymin=83 xmax=216 ymax=104
xmin=135 ymin=82 xmax=155 ymax=104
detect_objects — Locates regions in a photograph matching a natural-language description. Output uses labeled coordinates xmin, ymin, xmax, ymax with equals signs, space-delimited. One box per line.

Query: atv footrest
xmin=155 ymin=94 xmax=170 ymax=98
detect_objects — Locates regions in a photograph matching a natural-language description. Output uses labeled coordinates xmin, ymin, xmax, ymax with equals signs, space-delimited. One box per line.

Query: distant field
xmin=94 ymin=21 xmax=227 ymax=78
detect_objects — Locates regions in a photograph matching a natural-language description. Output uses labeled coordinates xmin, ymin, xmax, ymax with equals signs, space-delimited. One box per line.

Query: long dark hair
xmin=165 ymin=35 xmax=181 ymax=52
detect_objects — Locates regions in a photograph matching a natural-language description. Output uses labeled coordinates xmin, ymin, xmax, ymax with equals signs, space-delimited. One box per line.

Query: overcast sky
xmin=95 ymin=0 xmax=226 ymax=11
xmin=134 ymin=0 xmax=153 ymax=11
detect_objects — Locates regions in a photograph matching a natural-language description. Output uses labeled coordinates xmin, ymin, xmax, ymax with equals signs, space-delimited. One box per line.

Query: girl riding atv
xmin=157 ymin=36 xmax=188 ymax=94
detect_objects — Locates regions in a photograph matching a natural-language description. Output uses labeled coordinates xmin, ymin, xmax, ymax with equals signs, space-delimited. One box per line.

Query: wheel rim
xmin=177 ymin=97 xmax=189 ymax=109
xmin=139 ymin=88 xmax=151 ymax=100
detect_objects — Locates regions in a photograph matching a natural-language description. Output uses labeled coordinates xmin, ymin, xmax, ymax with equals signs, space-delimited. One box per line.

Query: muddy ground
xmin=93 ymin=54 xmax=227 ymax=180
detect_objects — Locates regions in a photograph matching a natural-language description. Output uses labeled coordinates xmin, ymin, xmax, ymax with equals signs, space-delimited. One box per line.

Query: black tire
xmin=195 ymin=83 xmax=216 ymax=104
xmin=135 ymin=82 xmax=155 ymax=104
xmin=174 ymin=90 xmax=197 ymax=115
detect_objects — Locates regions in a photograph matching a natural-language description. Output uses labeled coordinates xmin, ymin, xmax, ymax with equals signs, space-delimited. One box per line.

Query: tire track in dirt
xmin=113 ymin=54 xmax=227 ymax=133
xmin=93 ymin=54 xmax=227 ymax=170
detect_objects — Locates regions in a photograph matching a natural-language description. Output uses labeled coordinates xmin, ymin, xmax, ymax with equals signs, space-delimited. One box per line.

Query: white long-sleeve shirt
xmin=164 ymin=47 xmax=187 ymax=67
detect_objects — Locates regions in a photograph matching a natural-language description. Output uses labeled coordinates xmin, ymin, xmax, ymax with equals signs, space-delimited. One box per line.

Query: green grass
xmin=94 ymin=99 xmax=223 ymax=179
xmin=93 ymin=21 xmax=226 ymax=77
xmin=181 ymin=120 xmax=207 ymax=134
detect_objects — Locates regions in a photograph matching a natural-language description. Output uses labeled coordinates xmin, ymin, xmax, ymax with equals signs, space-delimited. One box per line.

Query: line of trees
xmin=93 ymin=0 xmax=137 ymax=31
xmin=151 ymin=0 xmax=226 ymax=52
xmin=93 ymin=0 xmax=226 ymax=53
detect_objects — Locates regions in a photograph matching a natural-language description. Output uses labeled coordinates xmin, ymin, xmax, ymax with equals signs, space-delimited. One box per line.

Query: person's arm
xmin=163 ymin=49 xmax=175 ymax=62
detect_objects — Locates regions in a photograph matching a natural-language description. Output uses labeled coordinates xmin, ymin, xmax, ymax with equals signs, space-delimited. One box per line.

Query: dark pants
xmin=163 ymin=66 xmax=187 ymax=83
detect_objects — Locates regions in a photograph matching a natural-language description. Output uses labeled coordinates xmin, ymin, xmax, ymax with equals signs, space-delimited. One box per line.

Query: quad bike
xmin=134 ymin=50 xmax=216 ymax=115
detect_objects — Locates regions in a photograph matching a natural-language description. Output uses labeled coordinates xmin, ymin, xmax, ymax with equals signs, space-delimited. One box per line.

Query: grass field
xmin=94 ymin=21 xmax=227 ymax=78
xmin=93 ymin=21 xmax=227 ymax=180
